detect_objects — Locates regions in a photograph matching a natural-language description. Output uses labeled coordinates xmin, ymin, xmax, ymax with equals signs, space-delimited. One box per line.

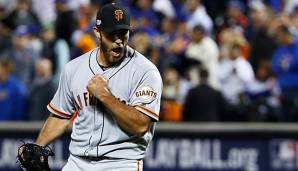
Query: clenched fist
xmin=87 ymin=74 xmax=111 ymax=101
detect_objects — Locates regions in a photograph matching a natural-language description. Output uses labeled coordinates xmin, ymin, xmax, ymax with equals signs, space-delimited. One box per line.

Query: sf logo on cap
xmin=115 ymin=10 xmax=123 ymax=21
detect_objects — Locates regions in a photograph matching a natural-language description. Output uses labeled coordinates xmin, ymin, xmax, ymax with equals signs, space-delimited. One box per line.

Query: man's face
xmin=191 ymin=30 xmax=204 ymax=43
xmin=13 ymin=35 xmax=30 ymax=49
xmin=98 ymin=28 xmax=129 ymax=65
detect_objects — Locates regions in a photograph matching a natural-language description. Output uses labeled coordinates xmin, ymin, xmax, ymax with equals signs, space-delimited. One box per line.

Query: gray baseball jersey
xmin=47 ymin=46 xmax=162 ymax=160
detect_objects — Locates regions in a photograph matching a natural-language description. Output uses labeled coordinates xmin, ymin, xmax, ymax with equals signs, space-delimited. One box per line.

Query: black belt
xmin=78 ymin=155 xmax=112 ymax=161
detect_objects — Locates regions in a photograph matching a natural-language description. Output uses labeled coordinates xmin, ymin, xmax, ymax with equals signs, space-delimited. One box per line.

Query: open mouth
xmin=111 ymin=47 xmax=122 ymax=57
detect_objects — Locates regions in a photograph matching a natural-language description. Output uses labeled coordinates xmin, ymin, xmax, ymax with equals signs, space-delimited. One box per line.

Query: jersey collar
xmin=89 ymin=46 xmax=135 ymax=77
xmin=89 ymin=47 xmax=103 ymax=75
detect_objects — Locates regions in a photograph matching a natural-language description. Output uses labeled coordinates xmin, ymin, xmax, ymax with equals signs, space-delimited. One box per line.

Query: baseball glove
xmin=17 ymin=143 xmax=54 ymax=171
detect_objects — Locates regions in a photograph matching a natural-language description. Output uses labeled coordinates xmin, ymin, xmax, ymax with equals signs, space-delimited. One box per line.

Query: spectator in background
xmin=185 ymin=25 xmax=219 ymax=89
xmin=284 ymin=0 xmax=298 ymax=15
xmin=155 ymin=17 xmax=177 ymax=48
xmin=130 ymin=0 xmax=158 ymax=26
xmin=28 ymin=58 xmax=55 ymax=121
xmin=218 ymin=43 xmax=254 ymax=121
xmin=152 ymin=0 xmax=176 ymax=19
xmin=157 ymin=16 xmax=190 ymax=74
xmin=0 ymin=0 xmax=17 ymax=14
xmin=0 ymin=5 xmax=5 ymax=20
xmin=26 ymin=26 xmax=43 ymax=56
xmin=218 ymin=27 xmax=235 ymax=60
xmin=290 ymin=5 xmax=298 ymax=30
xmin=0 ymin=58 xmax=27 ymax=120
xmin=161 ymin=66 xmax=191 ymax=122
xmin=160 ymin=17 xmax=190 ymax=75
xmin=72 ymin=24 xmax=97 ymax=55
xmin=247 ymin=0 xmax=277 ymax=72
xmin=183 ymin=68 xmax=225 ymax=122
xmin=31 ymin=0 xmax=56 ymax=26
xmin=55 ymin=0 xmax=78 ymax=47
xmin=131 ymin=0 xmax=160 ymax=37
xmin=246 ymin=60 xmax=281 ymax=121
xmin=41 ymin=24 xmax=70 ymax=87
xmin=0 ymin=18 xmax=12 ymax=54
xmin=226 ymin=0 xmax=248 ymax=29
xmin=218 ymin=27 xmax=251 ymax=60
xmin=184 ymin=0 xmax=213 ymax=34
xmin=6 ymin=0 xmax=41 ymax=30
xmin=77 ymin=1 xmax=98 ymax=31
xmin=0 ymin=25 xmax=39 ymax=88
xmin=272 ymin=25 xmax=298 ymax=121
xmin=71 ymin=1 xmax=99 ymax=56
xmin=215 ymin=0 xmax=248 ymax=47
xmin=131 ymin=31 xmax=159 ymax=65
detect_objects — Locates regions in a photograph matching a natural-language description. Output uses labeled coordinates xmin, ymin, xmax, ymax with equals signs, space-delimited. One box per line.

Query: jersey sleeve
xmin=130 ymin=69 xmax=163 ymax=121
xmin=47 ymin=65 xmax=74 ymax=119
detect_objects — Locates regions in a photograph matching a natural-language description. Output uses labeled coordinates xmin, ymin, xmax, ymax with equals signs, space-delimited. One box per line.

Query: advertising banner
xmin=144 ymin=137 xmax=298 ymax=171
xmin=1 ymin=131 xmax=298 ymax=171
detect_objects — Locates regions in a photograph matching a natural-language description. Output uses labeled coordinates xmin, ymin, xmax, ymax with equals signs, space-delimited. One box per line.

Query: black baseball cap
xmin=96 ymin=3 xmax=131 ymax=33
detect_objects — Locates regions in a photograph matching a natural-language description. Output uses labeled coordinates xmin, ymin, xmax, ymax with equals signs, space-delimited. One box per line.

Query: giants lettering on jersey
xmin=74 ymin=92 xmax=95 ymax=111
xmin=135 ymin=86 xmax=157 ymax=103
xmin=74 ymin=92 xmax=127 ymax=112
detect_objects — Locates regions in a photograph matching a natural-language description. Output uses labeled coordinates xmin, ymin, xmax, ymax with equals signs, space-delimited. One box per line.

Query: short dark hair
xmin=193 ymin=25 xmax=205 ymax=33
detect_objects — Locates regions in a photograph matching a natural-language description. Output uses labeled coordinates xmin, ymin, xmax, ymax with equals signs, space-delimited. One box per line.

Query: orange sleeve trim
xmin=47 ymin=103 xmax=71 ymax=119
xmin=71 ymin=111 xmax=79 ymax=123
xmin=134 ymin=105 xmax=159 ymax=121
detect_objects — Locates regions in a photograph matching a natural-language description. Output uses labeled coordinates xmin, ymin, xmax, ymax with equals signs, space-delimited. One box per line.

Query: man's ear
xmin=93 ymin=26 xmax=101 ymax=38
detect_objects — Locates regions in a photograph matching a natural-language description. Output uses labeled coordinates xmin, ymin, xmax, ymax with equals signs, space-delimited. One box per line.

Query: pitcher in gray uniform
xmin=34 ymin=3 xmax=162 ymax=171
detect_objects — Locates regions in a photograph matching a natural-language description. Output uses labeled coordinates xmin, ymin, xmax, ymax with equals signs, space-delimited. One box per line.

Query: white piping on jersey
xmin=134 ymin=105 xmax=159 ymax=121
xmin=47 ymin=103 xmax=71 ymax=119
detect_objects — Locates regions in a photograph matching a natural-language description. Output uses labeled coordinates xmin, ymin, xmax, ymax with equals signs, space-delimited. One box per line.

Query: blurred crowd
xmin=0 ymin=0 xmax=298 ymax=122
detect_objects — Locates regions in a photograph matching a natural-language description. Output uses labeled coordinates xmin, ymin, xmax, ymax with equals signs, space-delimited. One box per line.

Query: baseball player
xmin=23 ymin=3 xmax=162 ymax=171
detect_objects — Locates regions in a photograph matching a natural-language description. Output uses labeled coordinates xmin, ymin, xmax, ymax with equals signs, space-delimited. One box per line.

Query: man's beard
xmin=100 ymin=40 xmax=126 ymax=67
